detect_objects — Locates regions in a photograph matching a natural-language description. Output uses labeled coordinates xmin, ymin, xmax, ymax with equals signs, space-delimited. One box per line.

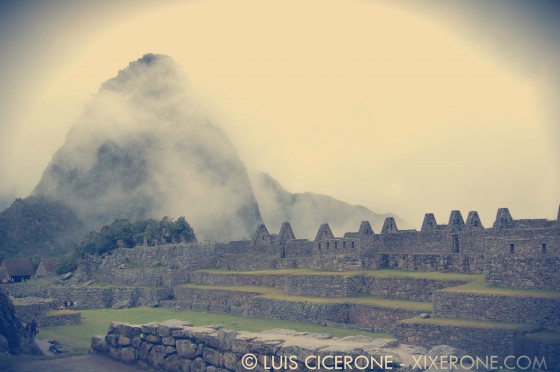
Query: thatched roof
xmin=0 ymin=259 xmax=34 ymax=277
xmin=38 ymin=258 xmax=59 ymax=274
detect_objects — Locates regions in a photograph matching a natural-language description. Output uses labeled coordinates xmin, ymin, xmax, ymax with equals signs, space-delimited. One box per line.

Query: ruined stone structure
xmin=219 ymin=207 xmax=560 ymax=289
xmin=92 ymin=320 xmax=410 ymax=371
xmin=6 ymin=206 xmax=560 ymax=370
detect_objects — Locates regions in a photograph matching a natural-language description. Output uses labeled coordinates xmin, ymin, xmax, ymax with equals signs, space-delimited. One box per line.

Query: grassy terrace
xmin=11 ymin=280 xmax=161 ymax=289
xmin=442 ymin=278 xmax=560 ymax=299
xmin=179 ymin=284 xmax=433 ymax=311
xmin=195 ymin=268 xmax=480 ymax=282
xmin=526 ymin=330 xmax=560 ymax=343
xmin=39 ymin=307 xmax=391 ymax=352
xmin=399 ymin=316 xmax=540 ymax=331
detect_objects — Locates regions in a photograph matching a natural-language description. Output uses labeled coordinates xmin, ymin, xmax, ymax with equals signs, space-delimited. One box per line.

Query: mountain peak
xmin=32 ymin=55 xmax=262 ymax=242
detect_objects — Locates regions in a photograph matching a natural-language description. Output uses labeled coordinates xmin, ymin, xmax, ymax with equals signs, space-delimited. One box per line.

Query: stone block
xmin=191 ymin=357 xmax=207 ymax=372
xmin=148 ymin=345 xmax=166 ymax=369
xmin=145 ymin=334 xmax=162 ymax=344
xmin=203 ymin=346 xmax=223 ymax=367
xmin=91 ymin=335 xmax=107 ymax=353
xmin=176 ymin=339 xmax=198 ymax=358
xmin=120 ymin=347 xmax=136 ymax=364
xmin=163 ymin=354 xmax=181 ymax=372
xmin=118 ymin=335 xmax=131 ymax=346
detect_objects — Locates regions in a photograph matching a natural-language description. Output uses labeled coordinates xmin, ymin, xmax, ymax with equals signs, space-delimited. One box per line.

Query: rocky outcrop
xmin=0 ymin=288 xmax=41 ymax=355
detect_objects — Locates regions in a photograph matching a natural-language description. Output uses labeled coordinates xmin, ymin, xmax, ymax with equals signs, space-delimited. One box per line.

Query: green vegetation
xmin=75 ymin=216 xmax=196 ymax=258
xmin=39 ymin=307 xmax=391 ymax=352
xmin=55 ymin=216 xmax=196 ymax=274
xmin=526 ymin=330 xmax=560 ymax=343
xmin=399 ymin=316 xmax=539 ymax=331
xmin=0 ymin=195 xmax=84 ymax=260
xmin=195 ymin=268 xmax=480 ymax=282
xmin=179 ymin=284 xmax=433 ymax=311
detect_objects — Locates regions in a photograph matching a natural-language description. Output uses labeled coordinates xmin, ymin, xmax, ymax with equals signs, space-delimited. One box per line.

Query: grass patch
xmin=399 ymin=316 xmax=539 ymax=331
xmin=443 ymin=278 xmax=560 ymax=298
xmin=196 ymin=268 xmax=479 ymax=282
xmin=526 ymin=330 xmax=560 ymax=343
xmin=39 ymin=307 xmax=391 ymax=352
xmin=179 ymin=284 xmax=432 ymax=311
xmin=45 ymin=309 xmax=78 ymax=316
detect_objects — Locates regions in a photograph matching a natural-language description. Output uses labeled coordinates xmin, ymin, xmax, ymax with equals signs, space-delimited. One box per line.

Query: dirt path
xmin=3 ymin=354 xmax=147 ymax=372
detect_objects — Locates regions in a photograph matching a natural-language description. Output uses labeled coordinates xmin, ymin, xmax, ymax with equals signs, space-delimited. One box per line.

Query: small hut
xmin=0 ymin=259 xmax=34 ymax=283
xmin=35 ymin=258 xmax=59 ymax=278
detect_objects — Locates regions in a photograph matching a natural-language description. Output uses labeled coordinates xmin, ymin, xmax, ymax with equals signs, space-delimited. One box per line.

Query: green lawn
xmin=526 ymin=330 xmax=560 ymax=343
xmin=399 ymin=316 xmax=540 ymax=331
xmin=442 ymin=278 xmax=560 ymax=298
xmin=195 ymin=268 xmax=479 ymax=282
xmin=179 ymin=284 xmax=433 ymax=311
xmin=39 ymin=307 xmax=390 ymax=352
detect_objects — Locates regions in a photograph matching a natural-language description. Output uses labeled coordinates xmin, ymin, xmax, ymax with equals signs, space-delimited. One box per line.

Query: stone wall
xmin=393 ymin=321 xmax=560 ymax=369
xmin=173 ymin=287 xmax=424 ymax=332
xmin=92 ymin=320 xmax=409 ymax=371
xmin=189 ymin=272 xmax=285 ymax=288
xmin=433 ymin=291 xmax=560 ymax=330
xmin=96 ymin=243 xmax=219 ymax=287
xmin=173 ymin=287 xmax=260 ymax=316
xmin=217 ymin=255 xmax=303 ymax=271
xmin=485 ymin=246 xmax=560 ymax=290
xmin=363 ymin=253 xmax=486 ymax=273
xmin=363 ymin=278 xmax=467 ymax=302
xmin=4 ymin=283 xmax=173 ymax=309
xmin=190 ymin=271 xmax=466 ymax=302
xmin=12 ymin=297 xmax=58 ymax=324
xmin=39 ymin=310 xmax=81 ymax=327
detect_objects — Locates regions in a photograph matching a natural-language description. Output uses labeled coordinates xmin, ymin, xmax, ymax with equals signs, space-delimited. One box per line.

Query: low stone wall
xmin=189 ymin=272 xmax=285 ymax=288
xmin=13 ymin=297 xmax=57 ymax=324
xmin=217 ymin=255 xmax=304 ymax=271
xmin=96 ymin=243 xmax=218 ymax=287
xmin=393 ymin=321 xmax=560 ymax=369
xmin=485 ymin=255 xmax=560 ymax=291
xmin=173 ymin=287 xmax=259 ymax=316
xmin=40 ymin=310 xmax=81 ymax=327
xmin=91 ymin=320 xmax=405 ymax=371
xmin=364 ymin=253 xmax=486 ymax=274
xmin=433 ymin=291 xmax=560 ymax=330
xmin=190 ymin=271 xmax=466 ymax=302
xmin=4 ymin=283 xmax=174 ymax=309
xmin=283 ymin=275 xmax=364 ymax=297
xmin=173 ymin=287 xmax=424 ymax=332
xmin=363 ymin=278 xmax=467 ymax=302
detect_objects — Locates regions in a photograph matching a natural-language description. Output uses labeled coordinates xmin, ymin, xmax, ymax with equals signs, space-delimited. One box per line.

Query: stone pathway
xmin=3 ymin=354 xmax=146 ymax=372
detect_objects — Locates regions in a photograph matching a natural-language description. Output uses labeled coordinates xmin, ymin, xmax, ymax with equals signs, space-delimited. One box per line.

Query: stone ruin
xmin=2 ymin=205 xmax=560 ymax=370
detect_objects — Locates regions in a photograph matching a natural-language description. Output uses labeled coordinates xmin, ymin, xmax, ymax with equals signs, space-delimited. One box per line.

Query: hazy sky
xmin=0 ymin=0 xmax=558 ymax=229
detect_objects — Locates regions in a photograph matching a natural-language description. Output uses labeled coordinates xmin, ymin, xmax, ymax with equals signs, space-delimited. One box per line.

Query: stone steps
xmin=172 ymin=284 xmax=430 ymax=332
xmin=190 ymin=269 xmax=470 ymax=302
xmin=393 ymin=316 xmax=560 ymax=368
xmin=432 ymin=290 xmax=560 ymax=330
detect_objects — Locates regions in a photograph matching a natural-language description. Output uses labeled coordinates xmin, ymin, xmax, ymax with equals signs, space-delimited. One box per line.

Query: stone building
xmin=0 ymin=259 xmax=34 ymax=283
xmin=35 ymin=258 xmax=59 ymax=278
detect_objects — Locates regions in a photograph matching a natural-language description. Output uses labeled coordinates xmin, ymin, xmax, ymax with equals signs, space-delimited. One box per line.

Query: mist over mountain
xmin=33 ymin=54 xmax=262 ymax=242
xmin=251 ymin=172 xmax=405 ymax=239
xmin=0 ymin=54 xmax=405 ymax=259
